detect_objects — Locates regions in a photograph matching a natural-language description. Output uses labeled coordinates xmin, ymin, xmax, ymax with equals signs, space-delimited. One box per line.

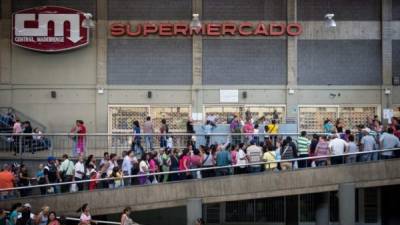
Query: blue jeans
xmin=145 ymin=136 xmax=153 ymax=150
xmin=160 ymin=136 xmax=167 ymax=148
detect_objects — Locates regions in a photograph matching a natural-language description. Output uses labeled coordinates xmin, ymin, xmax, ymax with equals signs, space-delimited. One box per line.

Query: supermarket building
xmin=1 ymin=0 xmax=400 ymax=133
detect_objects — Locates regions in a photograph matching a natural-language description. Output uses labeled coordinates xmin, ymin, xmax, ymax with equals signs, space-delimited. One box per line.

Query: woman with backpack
xmin=169 ymin=149 xmax=180 ymax=181
xmin=280 ymin=137 xmax=297 ymax=171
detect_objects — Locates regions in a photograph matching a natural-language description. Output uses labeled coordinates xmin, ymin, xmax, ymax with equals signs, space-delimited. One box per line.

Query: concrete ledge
xmin=1 ymin=159 xmax=400 ymax=216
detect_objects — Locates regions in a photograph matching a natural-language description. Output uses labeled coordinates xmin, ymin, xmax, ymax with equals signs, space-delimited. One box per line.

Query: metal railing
xmin=0 ymin=132 xmax=321 ymax=158
xmin=0 ymin=147 xmax=398 ymax=195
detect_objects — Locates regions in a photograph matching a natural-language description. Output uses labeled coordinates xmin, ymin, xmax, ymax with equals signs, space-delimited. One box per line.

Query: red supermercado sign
xmin=110 ymin=22 xmax=303 ymax=37
xmin=12 ymin=6 xmax=90 ymax=52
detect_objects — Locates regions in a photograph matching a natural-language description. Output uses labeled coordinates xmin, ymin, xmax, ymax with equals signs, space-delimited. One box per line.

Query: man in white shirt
xmin=360 ymin=128 xmax=377 ymax=161
xmin=329 ymin=133 xmax=348 ymax=165
xmin=380 ymin=127 xmax=400 ymax=159
xmin=74 ymin=156 xmax=85 ymax=191
xmin=246 ymin=140 xmax=262 ymax=173
xmin=143 ymin=117 xmax=154 ymax=150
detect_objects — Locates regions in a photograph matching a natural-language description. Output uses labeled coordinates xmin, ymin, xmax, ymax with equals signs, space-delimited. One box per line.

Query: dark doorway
xmin=286 ymin=195 xmax=299 ymax=225
xmin=381 ymin=185 xmax=400 ymax=225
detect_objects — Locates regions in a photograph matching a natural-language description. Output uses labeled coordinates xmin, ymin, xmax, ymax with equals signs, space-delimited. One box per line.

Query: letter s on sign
xmin=111 ymin=23 xmax=126 ymax=36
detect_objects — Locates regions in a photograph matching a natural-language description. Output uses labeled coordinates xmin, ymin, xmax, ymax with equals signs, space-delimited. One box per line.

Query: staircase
xmin=0 ymin=107 xmax=48 ymax=152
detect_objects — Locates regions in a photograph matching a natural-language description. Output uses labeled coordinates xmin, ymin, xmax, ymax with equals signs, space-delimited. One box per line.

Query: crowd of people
xmin=0 ymin=202 xmax=146 ymax=225
xmin=1 ymin=113 xmax=400 ymax=200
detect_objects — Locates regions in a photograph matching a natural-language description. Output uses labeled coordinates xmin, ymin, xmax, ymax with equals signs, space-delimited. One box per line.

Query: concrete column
xmin=0 ymin=0 xmax=12 ymax=84
xmin=339 ymin=183 xmax=356 ymax=225
xmin=286 ymin=0 xmax=299 ymax=120
xmin=187 ymin=198 xmax=202 ymax=225
xmin=381 ymin=0 xmax=392 ymax=124
xmin=315 ymin=192 xmax=330 ymax=225
xmin=95 ymin=0 xmax=109 ymax=132
xmin=191 ymin=0 xmax=203 ymax=121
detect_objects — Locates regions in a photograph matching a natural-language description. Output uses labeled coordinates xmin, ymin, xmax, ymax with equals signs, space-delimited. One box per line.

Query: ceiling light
xmin=190 ymin=14 xmax=202 ymax=30
xmin=82 ymin=13 xmax=95 ymax=28
xmin=324 ymin=13 xmax=336 ymax=28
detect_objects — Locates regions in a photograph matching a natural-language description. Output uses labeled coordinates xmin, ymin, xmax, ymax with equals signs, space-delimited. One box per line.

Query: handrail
xmin=65 ymin=217 xmax=128 ymax=225
xmin=0 ymin=147 xmax=398 ymax=192
xmin=0 ymin=132 xmax=334 ymax=136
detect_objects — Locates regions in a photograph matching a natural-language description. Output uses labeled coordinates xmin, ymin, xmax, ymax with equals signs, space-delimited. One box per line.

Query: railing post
xmin=18 ymin=136 xmax=23 ymax=163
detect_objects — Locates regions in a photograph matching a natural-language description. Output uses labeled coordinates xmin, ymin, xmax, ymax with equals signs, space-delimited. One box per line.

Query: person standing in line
xmin=179 ymin=149 xmax=191 ymax=180
xmin=266 ymin=120 xmax=279 ymax=147
xmin=22 ymin=121 xmax=33 ymax=154
xmin=280 ymin=139 xmax=296 ymax=170
xmin=0 ymin=164 xmax=16 ymax=200
xmin=77 ymin=204 xmax=94 ymax=225
xmin=169 ymin=148 xmax=180 ymax=181
xmin=328 ymin=133 xmax=348 ymax=165
xmin=143 ymin=117 xmax=154 ymax=151
xmin=12 ymin=119 xmax=22 ymax=156
xmin=47 ymin=212 xmax=60 ymax=225
xmin=122 ymin=150 xmax=134 ymax=186
xmin=297 ymin=131 xmax=311 ymax=168
xmin=202 ymin=120 xmax=215 ymax=147
xmin=74 ymin=156 xmax=85 ymax=191
xmin=35 ymin=206 xmax=50 ymax=225
xmin=186 ymin=120 xmax=196 ymax=149
xmin=215 ymin=144 xmax=231 ymax=176
xmin=246 ymin=140 xmax=262 ymax=173
xmin=190 ymin=149 xmax=202 ymax=179
xmin=242 ymin=120 xmax=254 ymax=145
xmin=230 ymin=115 xmax=242 ymax=146
xmin=132 ymin=121 xmax=142 ymax=155
xmin=346 ymin=135 xmax=359 ymax=163
xmin=161 ymin=149 xmax=171 ymax=182
xmin=263 ymin=144 xmax=277 ymax=172
xmin=236 ymin=143 xmax=248 ymax=174
xmin=380 ymin=127 xmax=400 ymax=159
xmin=59 ymin=154 xmax=74 ymax=193
xmin=121 ymin=207 xmax=135 ymax=225
xmin=44 ymin=157 xmax=61 ymax=194
xmin=138 ymin=153 xmax=150 ymax=185
xmin=360 ymin=128 xmax=377 ymax=162
xmin=159 ymin=119 xmax=169 ymax=148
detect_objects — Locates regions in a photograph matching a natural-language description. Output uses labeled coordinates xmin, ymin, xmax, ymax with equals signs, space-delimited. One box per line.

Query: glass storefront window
xmin=339 ymin=107 xmax=376 ymax=130
xmin=299 ymin=107 xmax=339 ymax=133
xmin=204 ymin=105 xmax=285 ymax=124
xmin=108 ymin=105 xmax=190 ymax=133
xmin=299 ymin=106 xmax=378 ymax=132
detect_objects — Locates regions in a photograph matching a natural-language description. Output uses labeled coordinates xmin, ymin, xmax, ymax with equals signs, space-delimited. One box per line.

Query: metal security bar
xmin=0 ymin=147 xmax=399 ymax=195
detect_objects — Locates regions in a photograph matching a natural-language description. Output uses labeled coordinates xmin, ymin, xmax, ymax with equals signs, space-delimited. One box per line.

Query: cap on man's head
xmin=47 ymin=156 xmax=56 ymax=162
xmin=23 ymin=203 xmax=31 ymax=208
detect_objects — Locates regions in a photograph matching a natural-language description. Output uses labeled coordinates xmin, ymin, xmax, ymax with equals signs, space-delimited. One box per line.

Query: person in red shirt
xmin=76 ymin=120 xmax=87 ymax=156
xmin=0 ymin=164 xmax=16 ymax=200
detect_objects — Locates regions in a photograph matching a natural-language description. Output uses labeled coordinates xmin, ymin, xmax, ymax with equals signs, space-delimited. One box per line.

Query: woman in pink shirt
xmin=179 ymin=149 xmax=190 ymax=180
xmin=190 ymin=149 xmax=202 ymax=179
xmin=242 ymin=121 xmax=254 ymax=144
xmin=315 ymin=135 xmax=330 ymax=166
xmin=148 ymin=152 xmax=159 ymax=183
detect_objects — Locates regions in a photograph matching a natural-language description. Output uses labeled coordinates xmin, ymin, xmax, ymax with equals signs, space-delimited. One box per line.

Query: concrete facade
xmin=1 ymin=158 xmax=400 ymax=216
xmin=0 ymin=0 xmax=400 ymax=132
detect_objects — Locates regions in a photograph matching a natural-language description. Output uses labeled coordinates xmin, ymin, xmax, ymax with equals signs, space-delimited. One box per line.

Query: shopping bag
xmin=70 ymin=183 xmax=78 ymax=192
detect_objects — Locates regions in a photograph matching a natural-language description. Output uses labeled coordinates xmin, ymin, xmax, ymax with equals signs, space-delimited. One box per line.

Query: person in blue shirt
xmin=216 ymin=142 xmax=231 ymax=176
xmin=8 ymin=203 xmax=22 ymax=225
xmin=202 ymin=120 xmax=216 ymax=147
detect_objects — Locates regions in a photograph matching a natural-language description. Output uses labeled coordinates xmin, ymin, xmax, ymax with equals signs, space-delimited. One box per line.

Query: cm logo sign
xmin=12 ymin=6 xmax=90 ymax=52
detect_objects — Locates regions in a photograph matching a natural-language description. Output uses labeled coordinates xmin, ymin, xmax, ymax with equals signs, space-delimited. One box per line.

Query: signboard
xmin=220 ymin=90 xmax=239 ymax=103
xmin=383 ymin=108 xmax=394 ymax=124
xmin=110 ymin=22 xmax=302 ymax=37
xmin=12 ymin=6 xmax=90 ymax=52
